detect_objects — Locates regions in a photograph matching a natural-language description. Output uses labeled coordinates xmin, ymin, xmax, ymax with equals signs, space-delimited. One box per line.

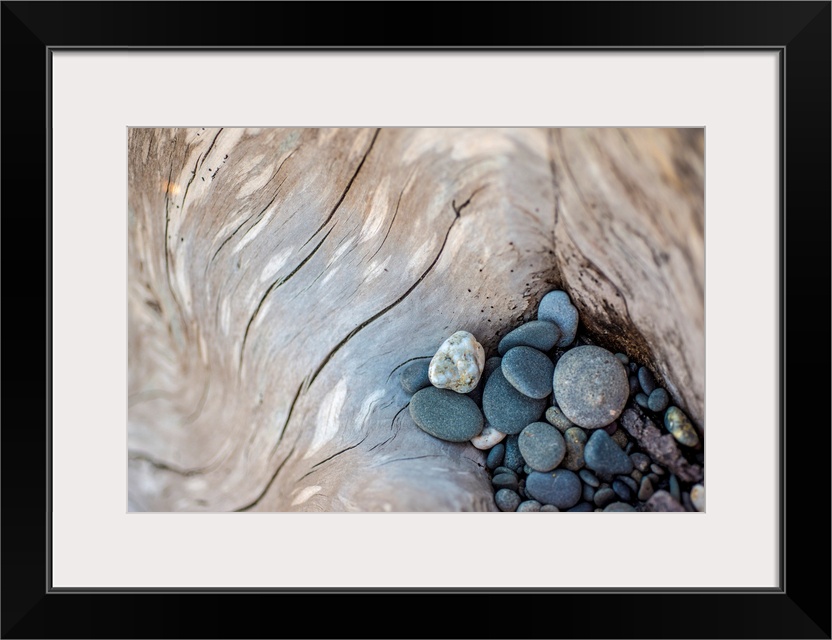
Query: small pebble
xmin=612 ymin=478 xmax=633 ymax=501
xmin=562 ymin=427 xmax=587 ymax=471
xmin=615 ymin=353 xmax=629 ymax=366
xmin=579 ymin=469 xmax=600 ymax=487
xmin=518 ymin=422 xmax=566 ymax=472
xmin=470 ymin=423 xmax=507 ymax=450
xmin=552 ymin=345 xmax=629 ymax=429
xmin=485 ymin=443 xmax=505 ymax=470
xmin=567 ymin=502 xmax=594 ymax=512
xmin=603 ymin=420 xmax=618 ymax=436
xmin=428 ymin=330 xmax=485 ymax=393
xmin=637 ymin=476 xmax=655 ymax=501
xmin=630 ymin=469 xmax=643 ymax=483
xmin=604 ymin=502 xmax=636 ymax=512
xmin=637 ymin=366 xmax=657 ymax=394
xmin=668 ymin=474 xmax=681 ymax=502
xmin=516 ymin=500 xmax=542 ymax=512
xmin=584 ymin=429 xmax=634 ymax=476
xmin=611 ymin=428 xmax=629 ymax=450
xmin=664 ymin=406 xmax=700 ymax=447
xmin=540 ymin=504 xmax=560 ymax=512
xmin=545 ymin=406 xmax=575 ymax=432
xmin=628 ymin=375 xmax=641 ymax=396
xmin=634 ymin=392 xmax=650 ymax=409
xmin=495 ymin=488 xmax=522 ymax=512
xmin=399 ymin=360 xmax=431 ymax=394
xmin=537 ymin=290 xmax=579 ymax=347
xmin=593 ymin=486 xmax=617 ymax=508
xmin=503 ymin=435 xmax=525 ymax=472
xmin=617 ymin=475 xmax=638 ymax=494
xmin=525 ymin=469 xmax=582 ymax=509
xmin=497 ymin=320 xmax=561 ymax=356
xmin=630 ymin=453 xmax=651 ymax=472
xmin=502 ymin=346 xmax=555 ymax=400
xmin=492 ymin=466 xmax=517 ymax=479
xmin=492 ymin=473 xmax=520 ymax=493
xmin=523 ymin=464 xmax=533 ymax=475
xmin=482 ymin=367 xmax=547 ymax=434
xmin=650 ymin=463 xmax=665 ymax=476
xmin=691 ymin=484 xmax=705 ymax=511
xmin=409 ymin=386 xmax=484 ymax=442
xmin=647 ymin=388 xmax=670 ymax=412
xmin=582 ymin=483 xmax=596 ymax=503
xmin=644 ymin=490 xmax=685 ymax=512
xmin=629 ymin=362 xmax=639 ymax=374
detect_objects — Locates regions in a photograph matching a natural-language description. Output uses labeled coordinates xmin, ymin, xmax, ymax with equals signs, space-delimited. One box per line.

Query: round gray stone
xmin=537 ymin=290 xmax=579 ymax=347
xmin=485 ymin=443 xmax=505 ymax=471
xmin=545 ymin=406 xmax=575 ymax=432
xmin=482 ymin=367 xmax=547 ymax=434
xmin=552 ymin=345 xmax=629 ymax=429
xmin=540 ymin=504 xmax=560 ymax=512
xmin=495 ymin=488 xmax=521 ymax=512
xmin=516 ymin=500 xmax=542 ymax=512
xmin=525 ymin=469 xmax=582 ymax=509
xmin=604 ymin=502 xmax=637 ymax=512
xmin=584 ymin=429 xmax=634 ymax=476
xmin=492 ymin=473 xmax=520 ymax=493
xmin=593 ymin=486 xmax=617 ymax=508
xmin=409 ymin=386 xmax=484 ymax=442
xmin=498 ymin=320 xmax=561 ymax=356
xmin=638 ymin=366 xmax=657 ymax=394
xmin=502 ymin=346 xmax=555 ymax=400
xmin=647 ymin=388 xmax=670 ymax=412
xmin=518 ymin=422 xmax=566 ymax=472
xmin=399 ymin=359 xmax=432 ymax=394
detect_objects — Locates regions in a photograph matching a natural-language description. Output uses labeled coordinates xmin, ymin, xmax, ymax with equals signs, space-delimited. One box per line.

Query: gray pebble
xmin=637 ymin=476 xmax=655 ymax=501
xmin=615 ymin=352 xmax=629 ymax=366
xmin=669 ymin=474 xmax=681 ymax=502
xmin=525 ymin=469 xmax=582 ymax=509
xmin=617 ymin=475 xmax=639 ymax=494
xmin=492 ymin=466 xmax=517 ymax=479
xmin=503 ymin=435 xmax=525 ymax=472
xmin=638 ymin=366 xmax=657 ymax=394
xmin=562 ymin=427 xmax=587 ymax=471
xmin=630 ymin=469 xmax=643 ymax=483
xmin=495 ymin=488 xmax=522 ymax=512
xmin=523 ymin=464 xmax=533 ymax=475
xmin=579 ymin=469 xmax=600 ymax=487
xmin=593 ymin=486 xmax=617 ymax=508
xmin=545 ymin=406 xmax=575 ymax=432
xmin=399 ymin=360 xmax=431 ymax=394
xmin=482 ymin=367 xmax=547 ymax=434
xmin=485 ymin=443 xmax=505 ymax=471
xmin=409 ymin=386 xmax=484 ymax=442
xmin=612 ymin=478 xmax=633 ymax=501
xmin=540 ymin=504 xmax=560 ymax=512
xmin=634 ymin=392 xmax=650 ymax=409
xmin=628 ymin=375 xmax=641 ymax=396
xmin=630 ymin=452 xmax=651 ymax=472
xmin=650 ymin=463 xmax=665 ymax=476
xmin=553 ymin=345 xmax=629 ymax=429
xmin=492 ymin=473 xmax=520 ymax=493
xmin=498 ymin=320 xmax=561 ymax=356
xmin=582 ymin=483 xmax=596 ymax=503
xmin=584 ymin=429 xmax=634 ymax=476
xmin=502 ymin=346 xmax=555 ymax=400
xmin=647 ymin=388 xmax=670 ymax=412
xmin=537 ymin=290 xmax=579 ymax=347
xmin=567 ymin=502 xmax=594 ymax=512
xmin=516 ymin=500 xmax=542 ymax=512
xmin=518 ymin=422 xmax=566 ymax=472
xmin=604 ymin=502 xmax=636 ymax=512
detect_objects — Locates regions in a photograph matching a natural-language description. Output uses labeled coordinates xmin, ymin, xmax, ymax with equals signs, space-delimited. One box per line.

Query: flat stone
xmin=553 ymin=345 xmax=629 ymax=429
xmin=593 ymin=486 xmax=617 ymax=508
xmin=485 ymin=443 xmax=505 ymax=471
xmin=691 ymin=484 xmax=705 ymax=511
xmin=518 ymin=422 xmax=565 ymax=472
xmin=664 ymin=406 xmax=701 ymax=448
xmin=502 ymin=346 xmax=555 ymax=399
xmin=409 ymin=386 xmax=484 ymax=442
xmin=584 ymin=429 xmax=634 ymax=476
xmin=399 ymin=359 xmax=431 ymax=394
xmin=647 ymin=388 xmax=670 ymax=412
xmin=525 ymin=469 xmax=582 ymax=509
xmin=516 ymin=500 xmax=542 ymax=512
xmin=537 ymin=290 xmax=579 ymax=347
xmin=470 ymin=423 xmax=507 ymax=450
xmin=545 ymin=406 xmax=575 ymax=432
xmin=503 ymin=435 xmax=525 ymax=472
xmin=604 ymin=502 xmax=636 ymax=512
xmin=579 ymin=469 xmax=600 ymax=487
xmin=562 ymin=427 xmax=587 ymax=471
xmin=482 ymin=367 xmax=547 ymax=435
xmin=495 ymin=488 xmax=521 ymax=512
xmin=428 ymin=330 xmax=485 ymax=394
xmin=617 ymin=475 xmax=638 ymax=494
xmin=492 ymin=472 xmax=520 ymax=493
xmin=612 ymin=478 xmax=633 ymax=501
xmin=498 ymin=320 xmax=561 ymax=356
xmin=638 ymin=366 xmax=657 ymax=394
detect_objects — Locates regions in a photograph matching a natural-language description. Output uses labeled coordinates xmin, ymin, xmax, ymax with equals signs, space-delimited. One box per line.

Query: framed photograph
xmin=3 ymin=2 xmax=829 ymax=638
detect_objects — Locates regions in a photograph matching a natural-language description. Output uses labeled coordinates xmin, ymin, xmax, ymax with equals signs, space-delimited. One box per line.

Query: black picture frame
xmin=2 ymin=2 xmax=829 ymax=638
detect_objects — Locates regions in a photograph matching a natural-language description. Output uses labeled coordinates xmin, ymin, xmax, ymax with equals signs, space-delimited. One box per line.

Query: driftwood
xmin=127 ymin=127 xmax=703 ymax=512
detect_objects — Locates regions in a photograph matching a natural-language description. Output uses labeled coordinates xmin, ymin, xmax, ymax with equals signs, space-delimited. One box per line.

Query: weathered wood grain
xmin=127 ymin=127 xmax=704 ymax=512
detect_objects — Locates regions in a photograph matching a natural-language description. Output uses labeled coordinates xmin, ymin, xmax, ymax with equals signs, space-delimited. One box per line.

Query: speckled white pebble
xmin=428 ymin=330 xmax=485 ymax=394
xmin=470 ymin=423 xmax=507 ymax=450
xmin=691 ymin=483 xmax=705 ymax=512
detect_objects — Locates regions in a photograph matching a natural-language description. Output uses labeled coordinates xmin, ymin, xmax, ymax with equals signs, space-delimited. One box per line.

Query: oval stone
xmin=482 ymin=367 xmax=547 ymax=435
xmin=409 ymin=386 xmax=484 ymax=442
xmin=545 ymin=406 xmax=575 ymax=432
xmin=428 ymin=330 xmax=485 ymax=393
xmin=664 ymin=406 xmax=700 ymax=447
xmin=399 ymin=359 xmax=431 ymax=394
xmin=470 ymin=423 xmax=507 ymax=450
xmin=518 ymin=422 xmax=566 ymax=472
xmin=503 ymin=434 xmax=525 ymax=471
xmin=562 ymin=426 xmax=588 ymax=471
xmin=553 ymin=345 xmax=629 ymax=428
xmin=495 ymin=488 xmax=521 ymax=512
xmin=502 ymin=346 xmax=555 ymax=400
xmin=485 ymin=443 xmax=505 ymax=470
xmin=498 ymin=320 xmax=561 ymax=355
xmin=647 ymin=388 xmax=670 ymax=412
xmin=537 ymin=290 xmax=579 ymax=347
xmin=637 ymin=366 xmax=657 ymax=394
xmin=525 ymin=469 xmax=582 ymax=509
xmin=691 ymin=483 xmax=705 ymax=512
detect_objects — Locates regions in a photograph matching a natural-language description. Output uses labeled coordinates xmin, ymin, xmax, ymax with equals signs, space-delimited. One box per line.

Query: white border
xmin=51 ymin=52 xmax=779 ymax=588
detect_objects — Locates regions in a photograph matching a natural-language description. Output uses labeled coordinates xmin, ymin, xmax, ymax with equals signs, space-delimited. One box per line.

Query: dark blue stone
xmin=485 ymin=443 xmax=505 ymax=471
xmin=584 ymin=429 xmax=634 ymax=476
xmin=525 ymin=469 xmax=582 ymax=509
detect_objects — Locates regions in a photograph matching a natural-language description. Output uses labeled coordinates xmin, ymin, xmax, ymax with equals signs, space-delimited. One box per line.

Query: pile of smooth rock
xmin=400 ymin=290 xmax=705 ymax=512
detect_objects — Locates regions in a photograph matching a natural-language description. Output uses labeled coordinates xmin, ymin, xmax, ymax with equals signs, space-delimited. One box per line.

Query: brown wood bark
xmin=127 ymin=127 xmax=703 ymax=512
